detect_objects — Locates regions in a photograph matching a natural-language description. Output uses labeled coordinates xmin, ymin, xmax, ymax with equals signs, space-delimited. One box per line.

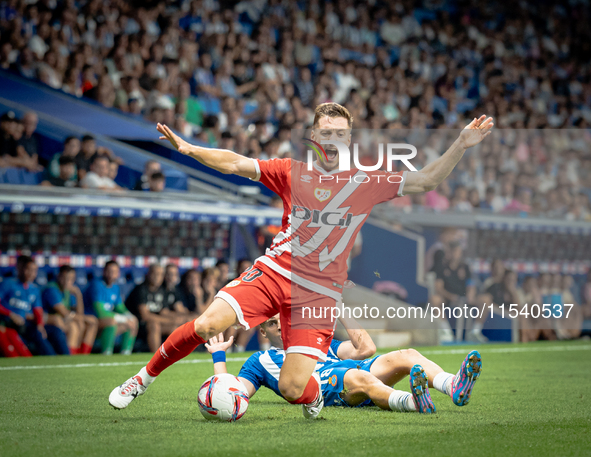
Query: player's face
xmin=58 ymin=271 xmax=76 ymax=290
xmin=19 ymin=261 xmax=38 ymax=284
xmin=261 ymin=316 xmax=282 ymax=348
xmin=310 ymin=116 xmax=351 ymax=171
xmin=165 ymin=266 xmax=179 ymax=286
xmin=104 ymin=264 xmax=120 ymax=285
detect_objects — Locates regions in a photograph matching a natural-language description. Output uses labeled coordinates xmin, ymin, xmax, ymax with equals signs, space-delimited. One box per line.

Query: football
xmin=198 ymin=373 xmax=250 ymax=422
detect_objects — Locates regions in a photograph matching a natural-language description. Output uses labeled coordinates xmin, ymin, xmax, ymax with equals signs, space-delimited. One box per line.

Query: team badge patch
xmin=328 ymin=375 xmax=337 ymax=387
xmin=314 ymin=188 xmax=331 ymax=202
xmin=226 ymin=280 xmax=241 ymax=288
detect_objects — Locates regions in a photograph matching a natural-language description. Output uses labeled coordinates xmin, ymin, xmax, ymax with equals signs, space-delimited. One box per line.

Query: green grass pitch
xmin=1 ymin=340 xmax=590 ymax=457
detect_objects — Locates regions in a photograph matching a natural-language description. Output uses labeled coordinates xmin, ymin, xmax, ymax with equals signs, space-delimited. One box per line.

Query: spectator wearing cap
xmin=134 ymin=160 xmax=162 ymax=190
xmin=40 ymin=156 xmax=77 ymax=187
xmin=48 ymin=136 xmax=80 ymax=182
xmin=79 ymin=155 xmax=122 ymax=191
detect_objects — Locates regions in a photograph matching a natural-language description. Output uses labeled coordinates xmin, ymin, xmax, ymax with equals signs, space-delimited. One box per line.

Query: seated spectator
xmin=519 ymin=276 xmax=555 ymax=342
xmin=109 ymin=161 xmax=119 ymax=181
xmin=201 ymin=267 xmax=220 ymax=308
xmin=163 ymin=264 xmax=188 ymax=313
xmin=42 ymin=265 xmax=98 ymax=355
xmin=147 ymin=171 xmax=166 ymax=192
xmin=83 ymin=260 xmax=137 ymax=355
xmin=0 ymin=111 xmax=27 ymax=169
xmin=40 ymin=156 xmax=77 ymax=187
xmin=16 ymin=111 xmax=43 ymax=172
xmin=80 ymin=155 xmax=122 ymax=191
xmin=134 ymin=160 xmax=162 ymax=190
xmin=0 ymin=255 xmax=54 ymax=357
xmin=179 ymin=269 xmax=205 ymax=314
xmin=75 ymin=134 xmax=98 ymax=180
xmin=125 ymin=264 xmax=184 ymax=353
xmin=48 ymin=136 xmax=80 ymax=182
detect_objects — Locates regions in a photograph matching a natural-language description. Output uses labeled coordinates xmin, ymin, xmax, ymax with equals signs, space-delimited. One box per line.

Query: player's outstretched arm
xmin=157 ymin=123 xmax=258 ymax=179
xmin=403 ymin=115 xmax=494 ymax=194
xmin=336 ymin=309 xmax=377 ymax=360
xmin=205 ymin=333 xmax=257 ymax=397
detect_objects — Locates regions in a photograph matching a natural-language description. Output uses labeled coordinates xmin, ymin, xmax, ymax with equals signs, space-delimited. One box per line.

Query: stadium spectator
xmin=134 ymin=160 xmax=162 ymax=191
xmin=236 ymin=258 xmax=253 ymax=276
xmin=0 ymin=255 xmax=54 ymax=357
xmin=47 ymin=136 xmax=80 ymax=182
xmin=163 ymin=264 xmax=191 ymax=318
xmin=40 ymin=156 xmax=77 ymax=187
xmin=582 ymin=271 xmax=591 ymax=320
xmin=216 ymin=260 xmax=230 ymax=286
xmin=147 ymin=171 xmax=165 ymax=192
xmin=75 ymin=134 xmax=98 ymax=180
xmin=80 ymin=155 xmax=122 ymax=191
xmin=179 ymin=269 xmax=205 ymax=314
xmin=125 ymin=264 xmax=183 ymax=353
xmin=42 ymin=265 xmax=98 ymax=355
xmin=201 ymin=267 xmax=220 ymax=308
xmin=16 ymin=111 xmax=42 ymax=172
xmin=519 ymin=276 xmax=556 ymax=343
xmin=0 ymin=110 xmax=18 ymax=164
xmin=432 ymin=241 xmax=485 ymax=343
xmin=84 ymin=260 xmax=137 ymax=355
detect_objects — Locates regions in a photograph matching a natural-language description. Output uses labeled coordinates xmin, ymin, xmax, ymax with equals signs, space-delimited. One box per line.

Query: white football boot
xmin=302 ymin=372 xmax=324 ymax=419
xmin=109 ymin=374 xmax=148 ymax=409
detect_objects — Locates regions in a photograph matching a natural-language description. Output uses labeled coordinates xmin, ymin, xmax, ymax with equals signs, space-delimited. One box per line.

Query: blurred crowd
xmin=1 ymin=0 xmax=590 ymax=211
xmin=426 ymin=229 xmax=591 ymax=344
xmin=0 ymin=255 xmax=260 ymax=357
xmin=0 ymin=109 xmax=168 ymax=190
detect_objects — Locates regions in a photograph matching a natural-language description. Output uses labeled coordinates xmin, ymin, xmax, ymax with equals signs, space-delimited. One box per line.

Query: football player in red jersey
xmin=109 ymin=103 xmax=493 ymax=418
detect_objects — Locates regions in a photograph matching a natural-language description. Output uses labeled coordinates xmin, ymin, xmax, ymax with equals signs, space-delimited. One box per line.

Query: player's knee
xmin=278 ymin=378 xmax=306 ymax=402
xmin=101 ymin=318 xmax=116 ymax=327
xmin=193 ymin=316 xmax=219 ymax=340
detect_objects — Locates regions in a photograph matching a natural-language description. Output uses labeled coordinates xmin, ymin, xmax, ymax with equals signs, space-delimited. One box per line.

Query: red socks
xmin=0 ymin=327 xmax=32 ymax=357
xmin=287 ymin=375 xmax=320 ymax=405
xmin=146 ymin=320 xmax=205 ymax=377
xmin=79 ymin=343 xmax=92 ymax=355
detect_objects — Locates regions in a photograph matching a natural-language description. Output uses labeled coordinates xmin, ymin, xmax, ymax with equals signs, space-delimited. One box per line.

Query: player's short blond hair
xmin=313 ymin=103 xmax=353 ymax=128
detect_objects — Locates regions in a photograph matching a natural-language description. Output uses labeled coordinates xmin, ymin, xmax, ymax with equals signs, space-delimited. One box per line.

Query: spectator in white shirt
xmin=80 ymin=155 xmax=122 ymax=191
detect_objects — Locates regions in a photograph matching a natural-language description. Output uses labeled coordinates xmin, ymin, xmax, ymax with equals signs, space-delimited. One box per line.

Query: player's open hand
xmin=157 ymin=123 xmax=190 ymax=155
xmin=458 ymin=115 xmax=494 ymax=149
xmin=205 ymin=333 xmax=234 ymax=354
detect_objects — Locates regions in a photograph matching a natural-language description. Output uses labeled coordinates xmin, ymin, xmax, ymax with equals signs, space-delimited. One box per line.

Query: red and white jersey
xmin=252 ymin=158 xmax=407 ymax=300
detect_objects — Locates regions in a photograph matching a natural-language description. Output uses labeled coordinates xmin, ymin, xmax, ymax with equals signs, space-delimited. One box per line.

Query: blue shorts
xmin=318 ymin=356 xmax=379 ymax=407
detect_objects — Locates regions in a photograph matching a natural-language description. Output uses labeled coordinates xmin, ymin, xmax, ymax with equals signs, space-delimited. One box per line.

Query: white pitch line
xmin=0 ymin=356 xmax=249 ymax=371
xmin=1 ymin=344 xmax=590 ymax=371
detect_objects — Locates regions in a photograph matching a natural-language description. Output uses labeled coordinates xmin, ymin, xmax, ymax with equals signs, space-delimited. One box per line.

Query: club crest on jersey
xmin=314 ymin=188 xmax=331 ymax=202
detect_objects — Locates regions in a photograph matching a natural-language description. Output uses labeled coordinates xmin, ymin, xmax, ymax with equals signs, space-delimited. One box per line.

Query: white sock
xmin=472 ymin=322 xmax=483 ymax=332
xmin=236 ymin=345 xmax=245 ymax=353
xmin=139 ymin=366 xmax=156 ymax=387
xmin=388 ymin=390 xmax=417 ymax=412
xmin=433 ymin=372 xmax=454 ymax=396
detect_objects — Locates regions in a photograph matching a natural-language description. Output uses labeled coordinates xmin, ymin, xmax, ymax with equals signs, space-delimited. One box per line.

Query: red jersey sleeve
xmin=252 ymin=158 xmax=291 ymax=197
xmin=368 ymin=170 xmax=408 ymax=204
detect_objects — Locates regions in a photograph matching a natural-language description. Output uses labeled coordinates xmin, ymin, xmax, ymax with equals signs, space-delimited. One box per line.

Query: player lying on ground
xmin=110 ymin=103 xmax=493 ymax=419
xmin=204 ymin=315 xmax=482 ymax=414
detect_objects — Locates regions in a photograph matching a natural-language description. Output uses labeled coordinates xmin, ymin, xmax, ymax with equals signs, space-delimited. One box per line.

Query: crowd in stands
xmin=1 ymin=0 xmax=590 ymax=216
xmin=0 ymin=255 xmax=261 ymax=357
xmin=426 ymin=228 xmax=591 ymax=344
xmin=0 ymin=109 xmax=168 ymax=190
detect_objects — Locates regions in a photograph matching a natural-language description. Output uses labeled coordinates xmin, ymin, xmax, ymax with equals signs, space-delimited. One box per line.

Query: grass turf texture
xmin=1 ymin=340 xmax=590 ymax=457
